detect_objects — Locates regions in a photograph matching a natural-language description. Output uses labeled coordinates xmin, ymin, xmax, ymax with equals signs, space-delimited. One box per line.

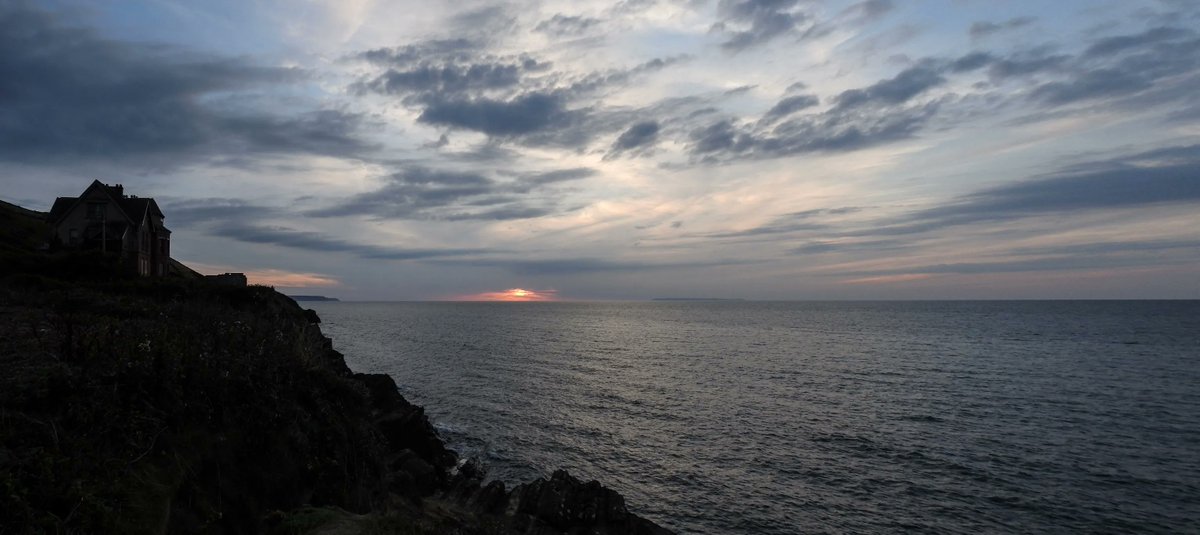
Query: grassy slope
xmin=0 ymin=275 xmax=393 ymax=533
xmin=0 ymin=198 xmax=50 ymax=255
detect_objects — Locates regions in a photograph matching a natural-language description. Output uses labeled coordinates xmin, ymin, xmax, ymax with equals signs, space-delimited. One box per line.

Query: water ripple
xmin=312 ymin=300 xmax=1200 ymax=534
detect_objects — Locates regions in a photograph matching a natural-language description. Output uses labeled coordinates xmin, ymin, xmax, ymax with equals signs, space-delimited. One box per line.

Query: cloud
xmin=1006 ymin=238 xmax=1200 ymax=257
xmin=687 ymin=120 xmax=736 ymax=154
xmin=0 ymin=2 xmax=374 ymax=167
xmin=969 ymin=16 xmax=1036 ymax=39
xmin=919 ymin=145 xmax=1200 ymax=220
xmin=843 ymin=254 xmax=1196 ymax=278
xmin=433 ymin=256 xmax=753 ymax=276
xmin=607 ymin=121 xmax=661 ymax=157
xmin=713 ymin=0 xmax=811 ymax=52
xmin=852 ymin=144 xmax=1200 ymax=236
xmin=447 ymin=5 xmax=517 ymax=37
xmin=843 ymin=0 xmax=894 ymax=23
xmin=688 ymin=99 xmax=939 ymax=160
xmin=983 ymin=49 xmax=1070 ymax=80
xmin=759 ymin=94 xmax=819 ymax=124
xmin=534 ymin=14 xmax=602 ymax=37
xmin=352 ymin=38 xmax=551 ymax=103
xmin=186 ymin=261 xmax=341 ymax=287
xmin=214 ymin=222 xmax=488 ymax=260
xmin=158 ymin=198 xmax=274 ymax=227
xmin=418 ymin=92 xmax=578 ymax=137
xmin=841 ymin=273 xmax=932 ymax=285
xmin=244 ymin=270 xmax=341 ymax=288
xmin=1029 ymin=26 xmax=1200 ymax=106
xmin=358 ymin=61 xmax=526 ymax=96
xmin=791 ymin=238 xmax=904 ymax=254
xmin=353 ymin=39 xmax=687 ymax=150
xmin=308 ymin=165 xmax=593 ymax=221
xmin=1082 ymin=26 xmax=1191 ymax=58
xmin=512 ymin=167 xmax=596 ymax=189
xmin=688 ymin=23 xmax=1200 ymax=163
xmin=683 ymin=54 xmax=979 ymax=161
xmin=697 ymin=208 xmax=858 ymax=239
xmin=357 ymin=38 xmax=480 ymax=66
xmin=832 ymin=61 xmax=946 ymax=111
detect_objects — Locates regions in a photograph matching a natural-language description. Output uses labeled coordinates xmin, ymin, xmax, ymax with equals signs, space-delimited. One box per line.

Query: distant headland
xmin=289 ymin=295 xmax=340 ymax=302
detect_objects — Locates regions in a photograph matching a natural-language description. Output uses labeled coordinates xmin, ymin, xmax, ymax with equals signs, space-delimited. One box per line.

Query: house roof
xmin=47 ymin=197 xmax=74 ymax=222
xmin=47 ymin=180 xmax=167 ymax=232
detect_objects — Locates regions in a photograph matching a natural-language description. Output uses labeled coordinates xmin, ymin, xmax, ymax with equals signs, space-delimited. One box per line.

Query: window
xmin=68 ymin=228 xmax=79 ymax=245
xmin=86 ymin=202 xmax=106 ymax=221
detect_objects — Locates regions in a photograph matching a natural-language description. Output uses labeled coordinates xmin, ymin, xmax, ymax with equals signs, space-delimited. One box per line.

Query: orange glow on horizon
xmin=452 ymin=288 xmax=558 ymax=301
xmin=186 ymin=261 xmax=340 ymax=288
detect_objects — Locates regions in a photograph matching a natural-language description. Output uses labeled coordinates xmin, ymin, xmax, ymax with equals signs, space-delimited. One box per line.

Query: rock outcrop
xmin=353 ymin=369 xmax=672 ymax=534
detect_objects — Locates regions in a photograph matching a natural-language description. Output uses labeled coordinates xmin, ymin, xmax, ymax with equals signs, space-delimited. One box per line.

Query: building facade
xmin=48 ymin=180 xmax=171 ymax=276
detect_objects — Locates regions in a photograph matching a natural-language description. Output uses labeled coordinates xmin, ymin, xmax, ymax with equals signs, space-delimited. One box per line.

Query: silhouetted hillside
xmin=0 ymin=200 xmax=670 ymax=534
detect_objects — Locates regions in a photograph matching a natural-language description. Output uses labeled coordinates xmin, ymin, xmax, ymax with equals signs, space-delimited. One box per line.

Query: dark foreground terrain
xmin=0 ymin=202 xmax=669 ymax=534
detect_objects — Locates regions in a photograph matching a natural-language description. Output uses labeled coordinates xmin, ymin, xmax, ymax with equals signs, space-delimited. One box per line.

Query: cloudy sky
xmin=4 ymin=0 xmax=1199 ymax=299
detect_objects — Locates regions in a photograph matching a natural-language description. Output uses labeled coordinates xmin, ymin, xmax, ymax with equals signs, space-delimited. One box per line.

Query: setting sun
xmin=453 ymin=288 xmax=557 ymax=301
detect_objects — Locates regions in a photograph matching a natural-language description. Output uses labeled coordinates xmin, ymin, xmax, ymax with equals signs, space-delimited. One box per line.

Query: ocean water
xmin=308 ymin=301 xmax=1200 ymax=533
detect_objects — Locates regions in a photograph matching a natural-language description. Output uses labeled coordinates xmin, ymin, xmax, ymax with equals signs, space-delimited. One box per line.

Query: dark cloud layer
xmin=923 ymin=147 xmax=1200 ymax=220
xmin=159 ymin=198 xmax=273 ymax=227
xmin=851 ymin=256 xmax=1174 ymax=277
xmin=308 ymin=165 xmax=593 ymax=221
xmin=855 ymin=144 xmax=1200 ymax=237
xmin=833 ymin=61 xmax=945 ymax=111
xmin=534 ymin=14 xmax=602 ymax=36
xmin=354 ymin=37 xmax=686 ymax=149
xmin=713 ymin=0 xmax=810 ymax=52
xmin=687 ymin=24 xmax=1200 ymax=163
xmin=608 ymin=121 xmax=661 ymax=157
xmin=1031 ymin=26 xmax=1200 ymax=106
xmin=759 ymin=94 xmax=819 ymax=124
xmin=711 ymin=0 xmax=892 ymax=52
xmin=0 ymin=2 xmax=374 ymax=167
xmin=433 ymin=256 xmax=752 ymax=276
xmin=969 ymin=17 xmax=1036 ymax=39
xmin=215 ymin=222 xmax=487 ymax=260
xmin=418 ymin=92 xmax=577 ymax=138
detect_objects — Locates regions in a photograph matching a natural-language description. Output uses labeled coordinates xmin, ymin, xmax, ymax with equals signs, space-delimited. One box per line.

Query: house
xmin=47 ymin=180 xmax=171 ymax=277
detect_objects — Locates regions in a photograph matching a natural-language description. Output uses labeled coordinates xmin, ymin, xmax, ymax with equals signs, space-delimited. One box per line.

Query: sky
xmin=2 ymin=0 xmax=1198 ymax=300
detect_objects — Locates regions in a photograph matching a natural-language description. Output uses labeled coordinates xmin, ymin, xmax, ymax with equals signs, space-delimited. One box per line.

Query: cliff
xmin=0 ymin=205 xmax=670 ymax=534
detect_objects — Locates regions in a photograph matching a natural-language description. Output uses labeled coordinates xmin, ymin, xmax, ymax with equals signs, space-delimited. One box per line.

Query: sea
xmin=307 ymin=300 xmax=1200 ymax=534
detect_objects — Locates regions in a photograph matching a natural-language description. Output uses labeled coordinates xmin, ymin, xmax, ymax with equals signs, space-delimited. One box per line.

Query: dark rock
xmin=356 ymin=373 xmax=457 ymax=471
xmin=355 ymin=373 xmax=408 ymax=414
xmin=446 ymin=458 xmax=486 ymax=503
xmin=512 ymin=469 xmax=627 ymax=529
xmin=391 ymin=449 xmax=438 ymax=497
xmin=471 ymin=480 xmax=509 ymax=515
xmin=457 ymin=458 xmax=486 ymax=483
xmin=505 ymin=469 xmax=672 ymax=534
xmin=303 ymin=308 xmax=321 ymax=324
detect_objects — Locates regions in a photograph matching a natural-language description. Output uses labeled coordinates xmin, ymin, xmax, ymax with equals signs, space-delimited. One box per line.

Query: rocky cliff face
xmin=0 ymin=254 xmax=671 ymax=534
xmin=354 ymin=372 xmax=672 ymax=535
